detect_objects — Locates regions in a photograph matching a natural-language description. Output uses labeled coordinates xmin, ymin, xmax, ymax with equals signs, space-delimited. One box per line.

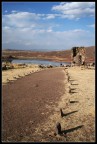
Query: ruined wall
xmin=71 ymin=47 xmax=86 ymax=65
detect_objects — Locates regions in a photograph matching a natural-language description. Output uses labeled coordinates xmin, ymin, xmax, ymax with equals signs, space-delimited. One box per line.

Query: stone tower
xmin=71 ymin=47 xmax=86 ymax=65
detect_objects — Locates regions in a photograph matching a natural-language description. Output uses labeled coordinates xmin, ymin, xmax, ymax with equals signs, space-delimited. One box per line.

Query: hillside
xmin=85 ymin=46 xmax=95 ymax=62
xmin=2 ymin=46 xmax=95 ymax=63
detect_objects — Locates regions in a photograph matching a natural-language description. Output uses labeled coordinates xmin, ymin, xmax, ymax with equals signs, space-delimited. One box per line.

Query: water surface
xmin=12 ymin=59 xmax=70 ymax=66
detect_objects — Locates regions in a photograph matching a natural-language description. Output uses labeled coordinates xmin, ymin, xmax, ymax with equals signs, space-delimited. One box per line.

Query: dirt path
xmin=2 ymin=67 xmax=65 ymax=142
xmin=2 ymin=66 xmax=95 ymax=142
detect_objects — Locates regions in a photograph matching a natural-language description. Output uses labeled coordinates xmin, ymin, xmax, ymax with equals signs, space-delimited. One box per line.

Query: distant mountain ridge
xmin=2 ymin=46 xmax=95 ymax=63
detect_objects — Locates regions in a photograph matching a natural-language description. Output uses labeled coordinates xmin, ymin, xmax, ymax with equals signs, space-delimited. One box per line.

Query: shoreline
xmin=2 ymin=57 xmax=72 ymax=63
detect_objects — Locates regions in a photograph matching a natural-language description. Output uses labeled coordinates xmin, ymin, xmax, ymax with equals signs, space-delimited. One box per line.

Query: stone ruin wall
xmin=71 ymin=47 xmax=86 ymax=65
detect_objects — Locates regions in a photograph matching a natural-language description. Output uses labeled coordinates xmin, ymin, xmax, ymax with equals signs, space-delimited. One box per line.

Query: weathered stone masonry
xmin=71 ymin=47 xmax=86 ymax=65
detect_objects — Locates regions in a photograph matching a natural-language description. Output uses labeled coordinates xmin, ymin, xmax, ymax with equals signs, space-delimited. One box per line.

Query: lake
xmin=12 ymin=59 xmax=70 ymax=66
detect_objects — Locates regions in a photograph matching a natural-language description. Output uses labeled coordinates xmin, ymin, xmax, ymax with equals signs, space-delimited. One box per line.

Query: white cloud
xmin=87 ymin=24 xmax=95 ymax=28
xmin=47 ymin=29 xmax=52 ymax=32
xmin=45 ymin=14 xmax=55 ymax=19
xmin=52 ymin=2 xmax=95 ymax=19
xmin=2 ymin=12 xmax=60 ymax=31
xmin=2 ymin=25 xmax=95 ymax=51
xmin=60 ymin=2 xmax=67 ymax=5
xmin=5 ymin=10 xmax=8 ymax=13
xmin=3 ymin=26 xmax=10 ymax=30
xmin=11 ymin=10 xmax=18 ymax=13
xmin=2 ymin=10 xmax=95 ymax=51
xmin=2 ymin=12 xmax=41 ymax=28
xmin=72 ymin=29 xmax=86 ymax=32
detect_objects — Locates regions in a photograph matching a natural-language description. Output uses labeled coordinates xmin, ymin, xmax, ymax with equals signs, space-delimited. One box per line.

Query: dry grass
xmin=2 ymin=64 xmax=42 ymax=85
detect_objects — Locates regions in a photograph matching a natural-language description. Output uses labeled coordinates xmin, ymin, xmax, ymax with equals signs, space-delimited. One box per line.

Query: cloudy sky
xmin=2 ymin=2 xmax=95 ymax=51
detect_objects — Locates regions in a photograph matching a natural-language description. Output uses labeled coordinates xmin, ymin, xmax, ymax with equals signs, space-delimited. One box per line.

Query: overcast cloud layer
xmin=2 ymin=2 xmax=95 ymax=51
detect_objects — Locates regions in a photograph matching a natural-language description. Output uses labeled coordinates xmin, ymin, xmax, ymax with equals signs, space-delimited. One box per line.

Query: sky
xmin=2 ymin=2 xmax=95 ymax=51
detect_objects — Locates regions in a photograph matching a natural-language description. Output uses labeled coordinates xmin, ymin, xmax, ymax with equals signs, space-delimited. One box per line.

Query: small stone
xmin=55 ymin=122 xmax=61 ymax=135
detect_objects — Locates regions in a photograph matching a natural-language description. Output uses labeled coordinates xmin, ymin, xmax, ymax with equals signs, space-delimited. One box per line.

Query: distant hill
xmin=85 ymin=46 xmax=95 ymax=62
xmin=2 ymin=46 xmax=95 ymax=63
